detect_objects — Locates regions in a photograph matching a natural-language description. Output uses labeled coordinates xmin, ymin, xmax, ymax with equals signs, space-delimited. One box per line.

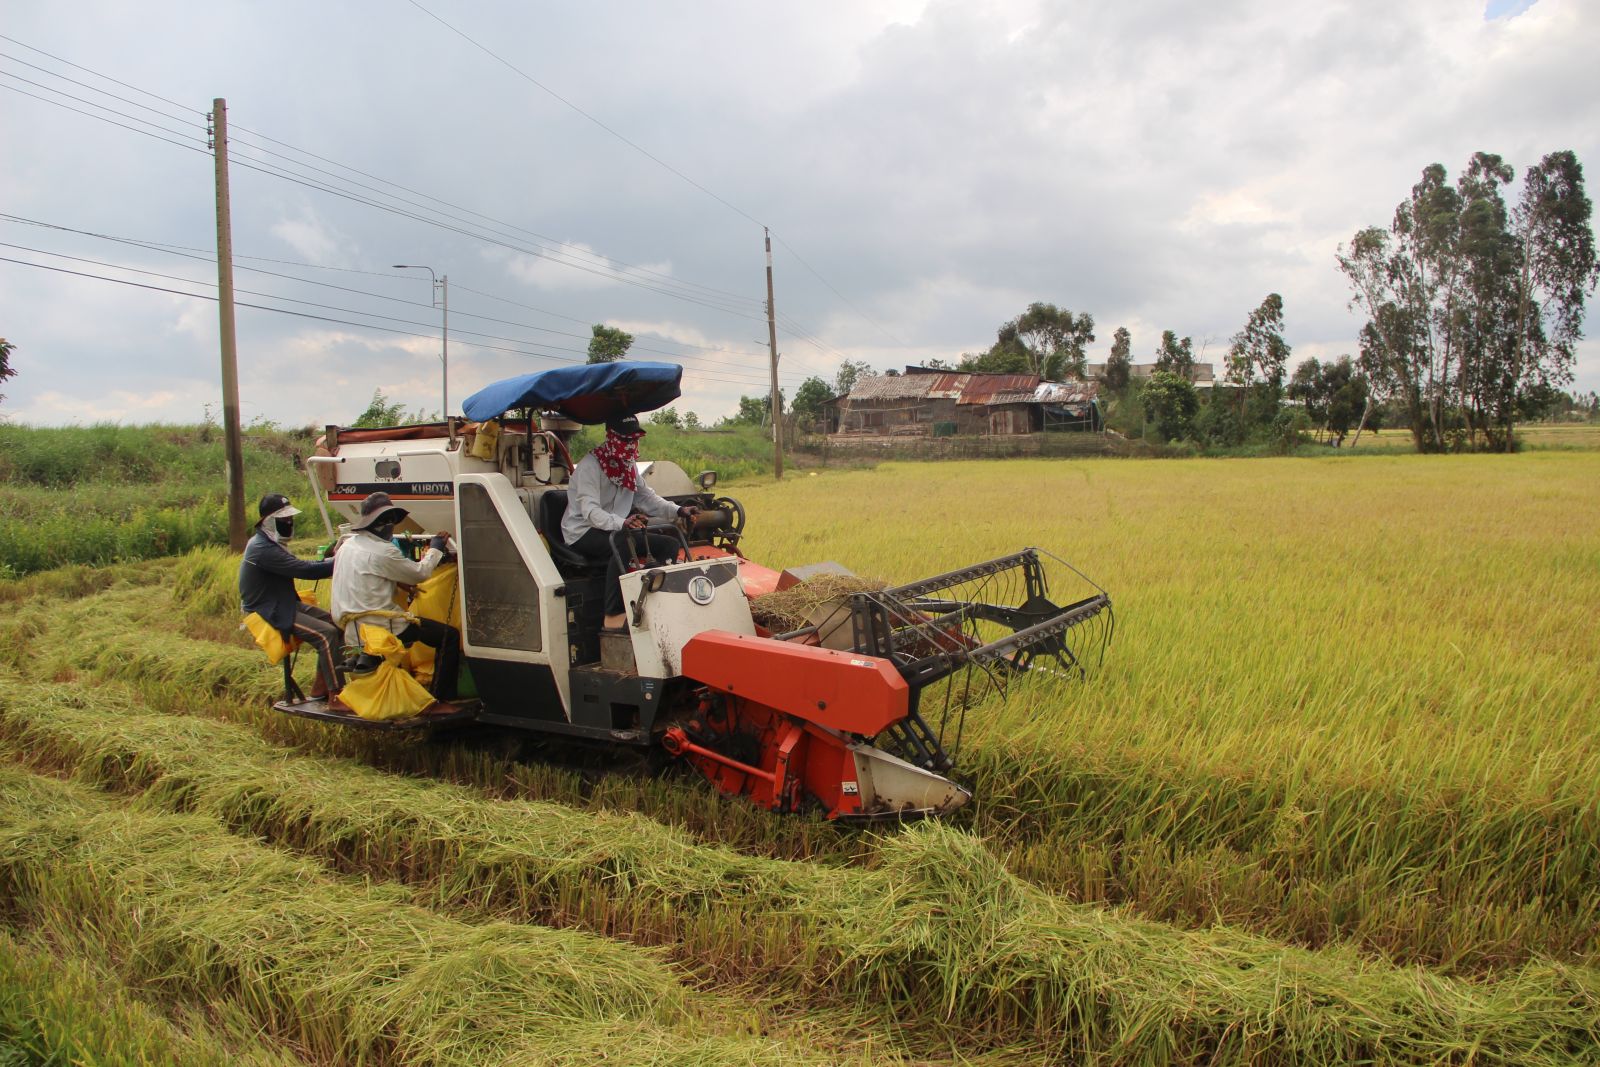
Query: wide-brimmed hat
xmin=351 ymin=491 xmax=408 ymax=531
xmin=606 ymin=415 xmax=645 ymax=438
xmin=257 ymin=492 xmax=300 ymax=525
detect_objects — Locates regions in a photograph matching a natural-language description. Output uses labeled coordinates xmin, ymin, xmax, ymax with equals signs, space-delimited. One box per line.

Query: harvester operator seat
xmin=535 ymin=490 xmax=603 ymax=574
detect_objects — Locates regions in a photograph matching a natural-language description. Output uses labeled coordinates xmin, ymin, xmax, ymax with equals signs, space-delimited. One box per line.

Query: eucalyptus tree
xmin=1507 ymin=150 xmax=1600 ymax=447
xmin=1337 ymin=149 xmax=1596 ymax=452
xmin=1105 ymin=327 xmax=1132 ymax=391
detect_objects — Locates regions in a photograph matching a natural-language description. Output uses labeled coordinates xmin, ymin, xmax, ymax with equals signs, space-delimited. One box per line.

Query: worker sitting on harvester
xmin=329 ymin=491 xmax=461 ymax=700
xmin=562 ymin=416 xmax=698 ymax=631
xmin=239 ymin=493 xmax=343 ymax=699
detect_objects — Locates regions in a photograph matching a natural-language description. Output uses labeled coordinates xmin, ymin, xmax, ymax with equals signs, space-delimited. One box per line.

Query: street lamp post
xmin=393 ymin=264 xmax=449 ymax=432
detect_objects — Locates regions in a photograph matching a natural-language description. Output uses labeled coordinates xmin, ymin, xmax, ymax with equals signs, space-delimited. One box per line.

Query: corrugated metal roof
xmin=958 ymin=373 xmax=1041 ymax=405
xmin=1033 ymin=380 xmax=1099 ymax=403
xmin=847 ymin=374 xmax=936 ymax=400
xmin=926 ymin=372 xmax=969 ymax=399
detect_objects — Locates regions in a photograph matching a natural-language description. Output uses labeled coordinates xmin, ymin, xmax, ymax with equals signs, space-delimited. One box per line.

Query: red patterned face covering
xmin=591 ymin=429 xmax=640 ymax=491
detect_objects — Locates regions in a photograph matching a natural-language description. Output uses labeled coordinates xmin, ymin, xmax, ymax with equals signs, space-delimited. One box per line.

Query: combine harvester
xmin=284 ymin=361 xmax=1112 ymax=821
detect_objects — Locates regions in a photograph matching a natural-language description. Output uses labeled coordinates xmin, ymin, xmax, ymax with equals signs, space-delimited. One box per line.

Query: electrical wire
xmin=0 ymin=32 xmax=205 ymax=116
xmin=226 ymin=125 xmax=765 ymax=308
xmin=0 ymin=81 xmax=207 ymax=155
xmin=0 ymin=242 xmax=787 ymax=389
xmin=0 ymin=213 xmax=809 ymax=384
xmin=0 ymin=253 xmax=773 ymax=390
xmin=4 ymin=32 xmax=868 ymax=380
xmin=226 ymin=152 xmax=771 ymax=319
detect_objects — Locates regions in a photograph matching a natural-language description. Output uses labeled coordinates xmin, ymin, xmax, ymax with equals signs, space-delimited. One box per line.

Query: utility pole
xmin=393 ymin=264 xmax=450 ymax=439
xmin=764 ymin=227 xmax=783 ymax=479
xmin=210 ymin=98 xmax=248 ymax=551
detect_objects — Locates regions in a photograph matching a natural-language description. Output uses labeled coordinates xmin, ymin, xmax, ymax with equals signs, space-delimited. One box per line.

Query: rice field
xmin=2 ymin=449 xmax=1598 ymax=1064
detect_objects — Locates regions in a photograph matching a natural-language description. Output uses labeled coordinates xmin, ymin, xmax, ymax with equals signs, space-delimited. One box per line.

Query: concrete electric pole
xmin=764 ymin=227 xmax=783 ymax=480
xmin=394 ymin=265 xmax=449 ymax=431
xmin=209 ymin=98 xmax=248 ymax=552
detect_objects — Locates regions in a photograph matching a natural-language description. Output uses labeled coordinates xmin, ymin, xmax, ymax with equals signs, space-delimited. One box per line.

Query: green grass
xmin=0 ymin=423 xmax=311 ymax=577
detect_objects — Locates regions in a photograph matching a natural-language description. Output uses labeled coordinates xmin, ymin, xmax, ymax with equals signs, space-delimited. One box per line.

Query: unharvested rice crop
xmin=3 ymin=448 xmax=1597 ymax=1064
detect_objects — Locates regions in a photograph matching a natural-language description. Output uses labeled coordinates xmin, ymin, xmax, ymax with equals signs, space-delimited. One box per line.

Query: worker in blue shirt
xmin=239 ymin=493 xmax=343 ymax=699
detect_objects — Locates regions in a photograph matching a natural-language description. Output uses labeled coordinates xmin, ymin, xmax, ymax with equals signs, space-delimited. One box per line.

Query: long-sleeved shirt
xmin=560 ymin=453 xmax=680 ymax=545
xmin=329 ymin=530 xmax=443 ymax=643
xmin=239 ymin=530 xmax=335 ymax=637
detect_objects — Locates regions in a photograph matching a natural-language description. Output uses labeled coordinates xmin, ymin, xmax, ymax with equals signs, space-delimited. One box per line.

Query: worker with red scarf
xmin=561 ymin=415 xmax=699 ymax=630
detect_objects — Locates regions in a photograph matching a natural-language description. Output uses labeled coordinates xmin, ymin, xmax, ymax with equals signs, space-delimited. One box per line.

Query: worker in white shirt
xmin=330 ymin=491 xmax=461 ymax=699
xmin=561 ymin=416 xmax=698 ymax=631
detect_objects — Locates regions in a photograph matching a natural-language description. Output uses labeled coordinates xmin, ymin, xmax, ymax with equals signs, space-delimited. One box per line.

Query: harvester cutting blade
xmin=842 ymin=740 xmax=973 ymax=821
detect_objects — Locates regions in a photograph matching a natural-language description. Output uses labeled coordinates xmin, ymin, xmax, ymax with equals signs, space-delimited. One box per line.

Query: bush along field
xmin=0 ymin=421 xmax=785 ymax=578
xmin=2 ymin=449 xmax=1598 ymax=1063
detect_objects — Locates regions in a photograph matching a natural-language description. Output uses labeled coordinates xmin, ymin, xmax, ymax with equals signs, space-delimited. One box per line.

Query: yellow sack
xmin=404 ymin=563 xmax=459 ymax=685
xmin=243 ymin=612 xmax=298 ymax=665
xmin=408 ymin=562 xmax=459 ymax=623
xmin=467 ymin=418 xmax=500 ymax=460
xmin=339 ymin=624 xmax=435 ymax=722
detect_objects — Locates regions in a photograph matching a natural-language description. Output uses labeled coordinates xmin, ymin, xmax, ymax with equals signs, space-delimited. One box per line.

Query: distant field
xmin=3 ymin=438 xmax=1598 ymax=1062
xmin=1343 ymin=421 xmax=1600 ymax=452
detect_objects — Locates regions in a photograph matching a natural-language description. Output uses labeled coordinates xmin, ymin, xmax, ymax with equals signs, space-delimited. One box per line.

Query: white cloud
xmin=270 ymin=213 xmax=352 ymax=267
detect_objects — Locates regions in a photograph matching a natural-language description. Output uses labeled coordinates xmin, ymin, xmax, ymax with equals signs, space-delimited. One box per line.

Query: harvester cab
xmin=278 ymin=361 xmax=1112 ymax=821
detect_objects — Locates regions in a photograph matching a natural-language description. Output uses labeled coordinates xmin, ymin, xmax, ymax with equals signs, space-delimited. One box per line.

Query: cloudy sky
xmin=3 ymin=0 xmax=1596 ymax=427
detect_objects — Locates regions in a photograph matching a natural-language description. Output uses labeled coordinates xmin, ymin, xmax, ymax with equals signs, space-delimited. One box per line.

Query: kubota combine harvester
xmin=280 ymin=361 xmax=1112 ymax=820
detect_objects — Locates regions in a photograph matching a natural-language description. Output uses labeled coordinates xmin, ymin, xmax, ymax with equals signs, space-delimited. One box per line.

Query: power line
xmin=0 ymin=253 xmax=774 ymax=390
xmin=226 ymin=125 xmax=765 ymax=308
xmin=0 ymin=213 xmax=807 ymax=383
xmin=0 ymin=32 xmax=205 ymax=116
xmin=396 ymin=3 xmax=906 ymax=351
xmin=0 ymin=50 xmax=201 ymax=128
xmin=225 ymin=152 xmax=772 ymax=319
xmin=770 ymin=231 xmax=906 ymax=346
xmin=226 ymin=133 xmax=766 ymax=312
xmin=1 ymin=35 xmax=766 ymax=317
xmin=403 ymin=0 xmax=765 ymax=229
xmin=1 ymin=240 xmax=788 ymax=388
xmin=0 ymin=81 xmax=207 ymax=155
xmin=3 ymin=32 xmax=867 ymax=378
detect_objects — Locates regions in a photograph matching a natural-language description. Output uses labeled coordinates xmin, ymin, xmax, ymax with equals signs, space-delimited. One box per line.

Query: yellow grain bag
xmin=339 ymin=624 xmax=434 ymax=722
xmin=242 ymin=612 xmax=298 ymax=665
xmin=403 ymin=563 xmax=459 ymax=685
xmin=467 ymin=418 xmax=500 ymax=461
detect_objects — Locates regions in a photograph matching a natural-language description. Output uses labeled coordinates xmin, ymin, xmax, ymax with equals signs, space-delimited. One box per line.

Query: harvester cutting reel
xmin=667 ymin=548 xmax=1113 ymax=822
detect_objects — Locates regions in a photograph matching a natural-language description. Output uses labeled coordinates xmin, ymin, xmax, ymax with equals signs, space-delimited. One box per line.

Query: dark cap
xmin=257 ymin=492 xmax=300 ymax=524
xmin=351 ymin=490 xmax=408 ymax=531
xmin=606 ymin=415 xmax=644 ymax=438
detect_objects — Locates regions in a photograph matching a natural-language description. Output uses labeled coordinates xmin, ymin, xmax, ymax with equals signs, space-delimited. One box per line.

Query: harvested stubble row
xmin=21 ymin=551 xmax=1600 ymax=977
xmin=5 ymin=682 xmax=1599 ymax=1065
xmin=0 ymin=763 xmax=827 ymax=1067
xmin=0 ymin=928 xmax=309 ymax=1067
xmin=5 ymin=571 xmax=860 ymax=864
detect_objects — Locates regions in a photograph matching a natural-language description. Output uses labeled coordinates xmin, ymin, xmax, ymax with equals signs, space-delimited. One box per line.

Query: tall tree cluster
xmin=1337 ymin=150 xmax=1599 ymax=451
xmin=961 ymin=302 xmax=1095 ymax=379
xmin=1104 ymin=327 xmax=1132 ymax=391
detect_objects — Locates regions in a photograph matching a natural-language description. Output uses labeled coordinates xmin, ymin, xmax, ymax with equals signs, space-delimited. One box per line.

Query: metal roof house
xmin=833 ymin=370 xmax=1102 ymax=437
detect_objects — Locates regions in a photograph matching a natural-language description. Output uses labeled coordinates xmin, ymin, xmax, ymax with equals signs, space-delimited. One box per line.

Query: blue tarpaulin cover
xmin=461 ymin=361 xmax=683 ymax=424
